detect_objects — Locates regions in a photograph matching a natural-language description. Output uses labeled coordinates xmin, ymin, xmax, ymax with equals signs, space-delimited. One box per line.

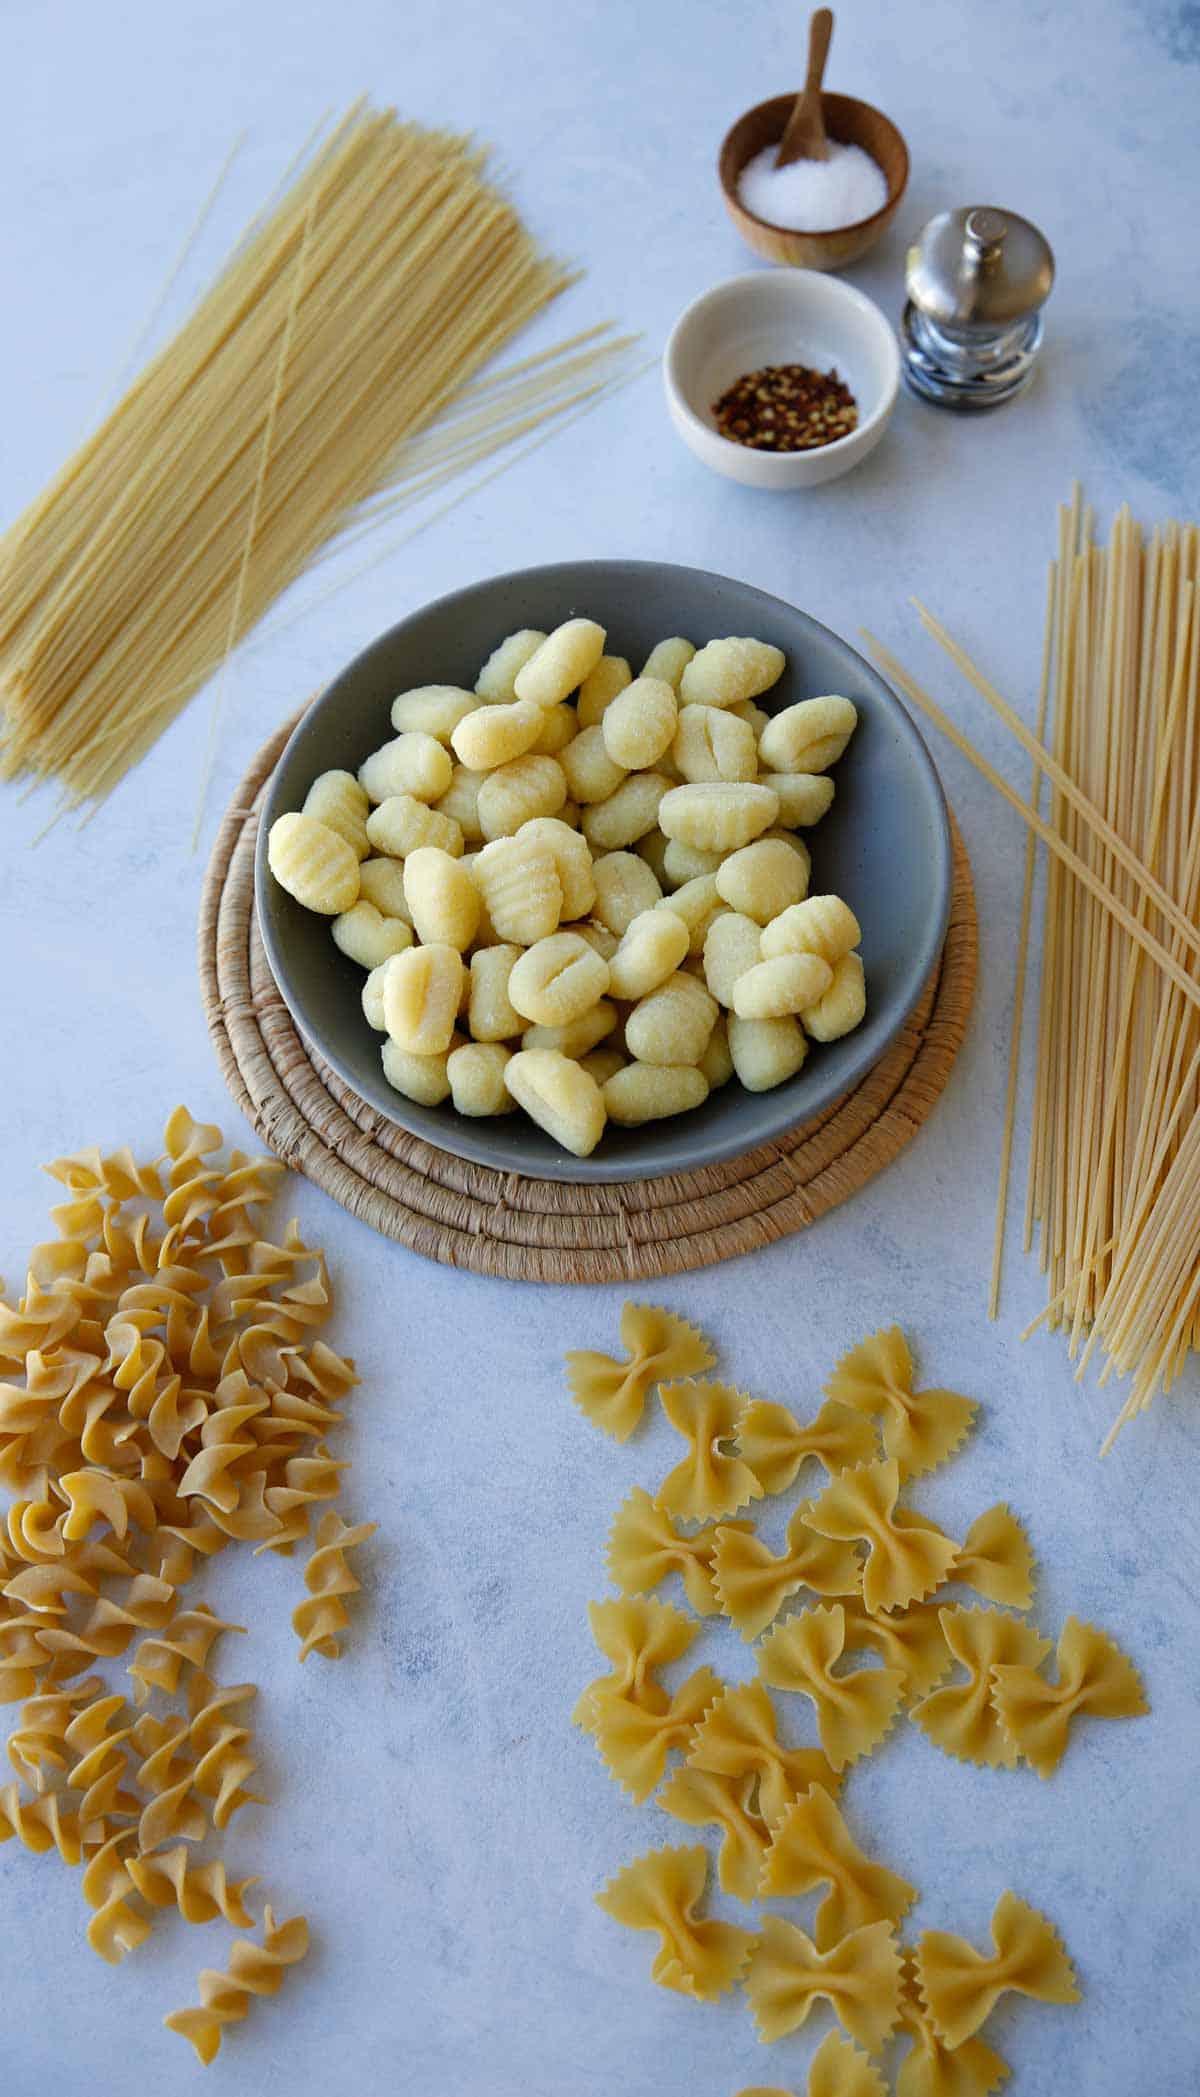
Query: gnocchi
xmin=269 ymin=611 xmax=868 ymax=1156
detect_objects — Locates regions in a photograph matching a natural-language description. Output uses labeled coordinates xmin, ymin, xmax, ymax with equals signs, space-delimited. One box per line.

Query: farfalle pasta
xmin=606 ymin=1487 xmax=746 ymax=1616
xmin=910 ymin=1607 xmax=1051 ymax=1770
xmin=948 ymin=1503 xmax=1035 ymax=1612
xmin=914 ymin=1891 xmax=1079 ymax=2049
xmin=686 ymin=1680 xmax=841 ymax=1824
xmin=745 ymin=1915 xmax=903 ymax=2052
xmin=712 ymin=1503 xmax=861 ymax=1641
xmin=838 ymin=1600 xmax=952 ymax=1702
xmin=736 ymin=1396 xmax=878 ymax=1499
xmin=991 ymin=1615 xmax=1147 ymax=1777
xmin=595 ymin=1843 xmax=755 ymax=2001
xmin=895 ymin=1952 xmax=1010 ymax=2097
xmin=761 ymin=1785 xmax=917 ymax=1949
xmin=566 ymin=1304 xmax=715 ymax=1443
xmin=807 ymin=2029 xmax=890 ymax=2097
xmin=805 ymin=1461 xmax=958 ymax=1616
xmin=574 ymin=1596 xmax=720 ymax=1799
xmin=655 ymin=1380 xmax=763 ymax=1521
xmin=657 ymin=1761 xmax=772 ymax=1902
xmin=758 ymin=1606 xmax=905 ymax=1771
xmin=825 ymin=1329 xmax=977 ymax=1480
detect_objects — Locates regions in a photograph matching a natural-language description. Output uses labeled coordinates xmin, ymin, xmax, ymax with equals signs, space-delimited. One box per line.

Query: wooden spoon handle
xmin=776 ymin=7 xmax=835 ymax=167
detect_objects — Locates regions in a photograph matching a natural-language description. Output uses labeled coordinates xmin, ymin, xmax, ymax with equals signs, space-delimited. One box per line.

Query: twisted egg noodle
xmin=6 ymin=1673 xmax=102 ymax=1789
xmin=62 ymin=1687 xmax=141 ymax=1829
xmin=0 ymin=1779 xmax=88 ymax=1862
xmin=566 ymin=1304 xmax=715 ymax=1443
xmin=808 ymin=2029 xmax=891 ymax=2097
xmin=824 ymin=1329 xmax=977 ymax=1480
xmin=744 ymin=1915 xmax=904 ymax=2053
xmin=185 ymin=1669 xmax=263 ymax=1828
xmin=760 ymin=1785 xmax=917 ymax=1950
xmin=572 ymin=1595 xmax=698 ymax=1732
xmin=915 ymin=1891 xmax=1079 ymax=2051
xmin=654 ymin=1380 xmax=763 ymax=1522
xmin=595 ymin=1843 xmax=755 ymax=2002
xmin=712 ymin=1502 xmax=862 ymax=1641
xmin=127 ymin=1607 xmax=245 ymax=1703
xmin=126 ymin=1842 xmax=257 ymax=1927
xmin=291 ymin=1509 xmax=376 ymax=1662
xmin=736 ymin=1396 xmax=878 ymax=1499
xmin=895 ymin=1952 xmax=1010 ymax=2097
xmin=804 ymin=1460 xmax=958 ymax=1616
xmin=165 ymin=1905 xmax=310 ymax=2065
xmin=132 ymin=1711 xmax=209 ymax=1849
xmin=990 ymin=1614 xmax=1148 ymax=1777
xmin=82 ymin=1831 xmax=155 ymax=1964
xmin=758 ymin=1606 xmax=906 ymax=1773
xmin=657 ymin=1761 xmax=772 ymax=1902
xmin=947 ymin=1504 xmax=1036 ymax=1612
xmin=838 ymin=1599 xmax=952 ymax=1702
xmin=605 ymin=1486 xmax=751 ymax=1616
xmin=685 ymin=1679 xmax=842 ymax=1826
xmin=588 ymin=1666 xmax=722 ymax=1804
xmin=910 ymin=1608 xmax=1051 ymax=1771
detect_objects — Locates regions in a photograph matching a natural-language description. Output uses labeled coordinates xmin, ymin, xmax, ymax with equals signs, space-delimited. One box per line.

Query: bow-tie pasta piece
xmin=839 ymin=1600 xmax=953 ymax=1703
xmin=910 ymin=1607 xmax=1051 ymax=1769
xmin=761 ymin=1785 xmax=918 ymax=1950
xmin=595 ymin=1844 xmax=755 ymax=2001
xmin=737 ymin=1396 xmax=878 ymax=1498
xmin=657 ymin=1761 xmax=773 ymax=1902
xmin=589 ymin=1665 xmax=723 ymax=1802
xmin=606 ymin=1487 xmax=748 ymax=1615
xmin=949 ymin=1504 xmax=1036 ymax=1611
xmin=991 ymin=1615 xmax=1148 ymax=1778
xmin=679 ymin=638 xmax=786 ymax=710
xmin=745 ymin=1915 xmax=903 ymax=2053
xmin=758 ymin=1606 xmax=905 ymax=1772
xmin=895 ymin=1951 xmax=1010 ymax=2097
xmin=573 ymin=1596 xmax=698 ymax=1731
xmin=825 ymin=1329 xmax=977 ymax=1480
xmin=712 ymin=1504 xmax=862 ymax=1642
xmin=809 ymin=2030 xmax=891 ymax=2097
xmin=805 ymin=1461 xmax=958 ymax=1616
xmin=686 ymin=1680 xmax=842 ymax=1826
xmin=654 ymin=1380 xmax=763 ymax=1520
xmin=565 ymin=1304 xmax=716 ymax=1443
xmin=915 ymin=1891 xmax=1079 ymax=2050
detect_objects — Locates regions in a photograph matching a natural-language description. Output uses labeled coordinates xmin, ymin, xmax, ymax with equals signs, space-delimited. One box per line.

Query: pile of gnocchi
xmin=267 ymin=619 xmax=866 ymax=1159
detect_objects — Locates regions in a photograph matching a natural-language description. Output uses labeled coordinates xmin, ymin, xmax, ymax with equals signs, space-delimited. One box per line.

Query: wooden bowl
xmin=719 ymin=92 xmax=909 ymax=270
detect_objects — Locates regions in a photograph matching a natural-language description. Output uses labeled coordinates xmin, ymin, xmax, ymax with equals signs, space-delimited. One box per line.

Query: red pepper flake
xmin=712 ymin=363 xmax=858 ymax=452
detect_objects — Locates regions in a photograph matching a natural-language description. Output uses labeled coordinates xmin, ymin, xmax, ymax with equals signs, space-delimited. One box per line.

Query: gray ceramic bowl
xmin=255 ymin=561 xmax=952 ymax=1184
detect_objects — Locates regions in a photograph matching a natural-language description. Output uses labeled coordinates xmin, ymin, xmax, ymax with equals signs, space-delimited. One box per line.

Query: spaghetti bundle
xmin=0 ymin=105 xmax=618 ymax=816
xmin=868 ymin=495 xmax=1200 ymax=1445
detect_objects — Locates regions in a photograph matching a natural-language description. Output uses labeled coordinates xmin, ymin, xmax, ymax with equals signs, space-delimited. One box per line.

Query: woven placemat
xmin=199 ymin=715 xmax=977 ymax=1283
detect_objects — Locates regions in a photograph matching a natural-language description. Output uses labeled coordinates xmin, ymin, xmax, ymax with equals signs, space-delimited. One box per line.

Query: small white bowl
xmin=663 ymin=269 xmax=901 ymax=488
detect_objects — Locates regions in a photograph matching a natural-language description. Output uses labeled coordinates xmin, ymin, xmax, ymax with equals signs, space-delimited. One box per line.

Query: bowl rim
xmin=718 ymin=90 xmax=910 ymax=240
xmin=254 ymin=559 xmax=953 ymax=1184
xmin=662 ymin=270 xmax=902 ymax=468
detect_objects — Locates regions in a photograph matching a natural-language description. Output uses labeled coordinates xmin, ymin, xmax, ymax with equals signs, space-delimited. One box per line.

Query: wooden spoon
xmin=776 ymin=8 xmax=835 ymax=167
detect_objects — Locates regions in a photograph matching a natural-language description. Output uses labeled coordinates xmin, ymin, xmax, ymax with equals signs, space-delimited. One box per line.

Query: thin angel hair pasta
xmin=914 ymin=1891 xmax=1079 ymax=2050
xmin=824 ymin=1329 xmax=977 ymax=1480
xmin=805 ymin=1461 xmax=958 ymax=1616
xmin=165 ymin=1906 xmax=311 ymax=2064
xmin=909 ymin=1608 xmax=1052 ymax=1770
xmin=990 ymin=1615 xmax=1147 ymax=1777
xmin=758 ymin=1605 xmax=906 ymax=1772
xmin=744 ymin=1916 xmax=904 ymax=2053
xmin=595 ymin=1843 xmax=755 ymax=2002
xmin=895 ymin=1952 xmax=1010 ymax=2097
xmin=656 ymin=1761 xmax=773 ymax=1903
xmin=712 ymin=1503 xmax=862 ymax=1641
xmin=736 ymin=1396 xmax=878 ymax=1499
xmin=654 ymin=1380 xmax=763 ymax=1521
xmin=605 ymin=1487 xmax=748 ymax=1615
xmin=760 ymin=1785 xmax=917 ymax=1950
xmin=685 ymin=1679 xmax=842 ymax=1826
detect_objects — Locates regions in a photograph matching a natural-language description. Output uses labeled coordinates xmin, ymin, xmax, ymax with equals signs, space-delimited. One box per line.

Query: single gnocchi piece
xmin=361 ymin=958 xmax=395 ymax=1031
xmin=447 ymin=1041 xmax=514 ymax=1117
xmin=601 ymin=676 xmax=678 ymax=770
xmin=471 ymin=835 xmax=563 ymax=944
xmin=504 ymin=1048 xmax=607 ymax=1157
xmin=703 ymin=911 xmax=765 ymax=1007
xmin=636 ymin=829 xmax=672 ymax=886
xmin=640 ymin=636 xmax=695 ymax=691
xmin=358 ymin=732 xmax=453 ymax=806
xmin=801 ymin=951 xmax=867 ymax=1041
xmin=671 ymin=704 xmax=758 ymax=784
xmin=468 ymin=944 xmax=523 ymax=1041
xmin=679 ymin=636 xmax=785 ymax=709
xmin=732 ymin=952 xmax=834 ymax=1019
xmin=580 ymin=1045 xmax=626 ymax=1087
xmin=715 ymin=837 xmax=810 ymax=924
xmin=662 ymin=837 xmax=723 ymax=887
xmin=531 ymin=703 xmax=578 ymax=756
xmin=662 ymin=874 xmax=724 ymax=955
xmin=522 ymin=1001 xmax=618 ymax=1058
xmin=607 ymin=908 xmax=690 ymax=1000
xmin=303 ymin=770 xmax=370 ymax=858
xmin=521 ymin=817 xmax=596 ymax=920
xmin=402 ymin=847 xmax=481 ymax=951
xmin=267 ymin=812 xmax=361 ymax=916
xmin=381 ymin=1035 xmax=459 ymax=1105
xmin=450 ymin=698 xmax=544 ymax=771
xmin=434 ymin=764 xmax=486 ymax=845
xmin=730 ymin=699 xmax=770 ymax=738
xmin=581 ymin=772 xmax=672 ymax=852
xmin=382 ymin=944 xmax=464 ymax=1055
xmin=562 ymin=725 xmax=628 ymax=805
xmin=728 ymin=1012 xmax=808 ymax=1091
xmin=331 ymin=901 xmax=413 ymax=969
xmin=699 ymin=1014 xmax=734 ymax=1089
xmin=625 ymin=970 xmax=718 ymax=1067
xmin=365 ymin=795 xmax=464 ymax=860
xmin=573 ymin=918 xmax=620 ymax=961
xmin=514 ymin=618 xmax=607 ymax=709
xmin=761 ymin=894 xmax=862 ymax=965
xmin=475 ymin=628 xmax=547 ymax=704
xmin=657 ymin=781 xmax=779 ymax=853
xmin=389 ymin=685 xmax=478 ymax=741
xmin=758 ymin=695 xmax=858 ymax=773
xmin=576 ymin=654 xmax=632 ymax=727
xmin=761 ymin=771 xmax=837 ymax=827
xmin=592 ymin=851 xmax=664 ymax=937
xmin=357 ymin=857 xmax=413 ymax=922
xmin=604 ymin=1062 xmax=709 ymax=1125
xmin=508 ymin=932 xmax=610 ymax=1027
xmin=476 ymin=754 xmax=567 ymax=840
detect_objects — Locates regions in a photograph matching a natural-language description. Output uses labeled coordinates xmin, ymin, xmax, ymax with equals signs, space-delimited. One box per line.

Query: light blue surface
xmin=1 ymin=3 xmax=1197 ymax=2093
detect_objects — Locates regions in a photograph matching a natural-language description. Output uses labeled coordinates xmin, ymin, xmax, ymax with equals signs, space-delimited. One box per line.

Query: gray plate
xmin=255 ymin=560 xmax=952 ymax=1184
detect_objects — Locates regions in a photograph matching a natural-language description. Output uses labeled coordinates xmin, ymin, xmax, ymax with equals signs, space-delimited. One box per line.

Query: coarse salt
xmin=738 ymin=140 xmax=887 ymax=232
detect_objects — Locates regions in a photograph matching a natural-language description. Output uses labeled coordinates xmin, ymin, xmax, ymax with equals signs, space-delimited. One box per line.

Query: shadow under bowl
xmin=719 ymin=92 xmax=910 ymax=270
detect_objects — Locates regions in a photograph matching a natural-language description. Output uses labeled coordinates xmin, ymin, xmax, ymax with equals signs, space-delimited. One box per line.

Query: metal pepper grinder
xmin=901 ymin=206 xmax=1055 ymax=410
